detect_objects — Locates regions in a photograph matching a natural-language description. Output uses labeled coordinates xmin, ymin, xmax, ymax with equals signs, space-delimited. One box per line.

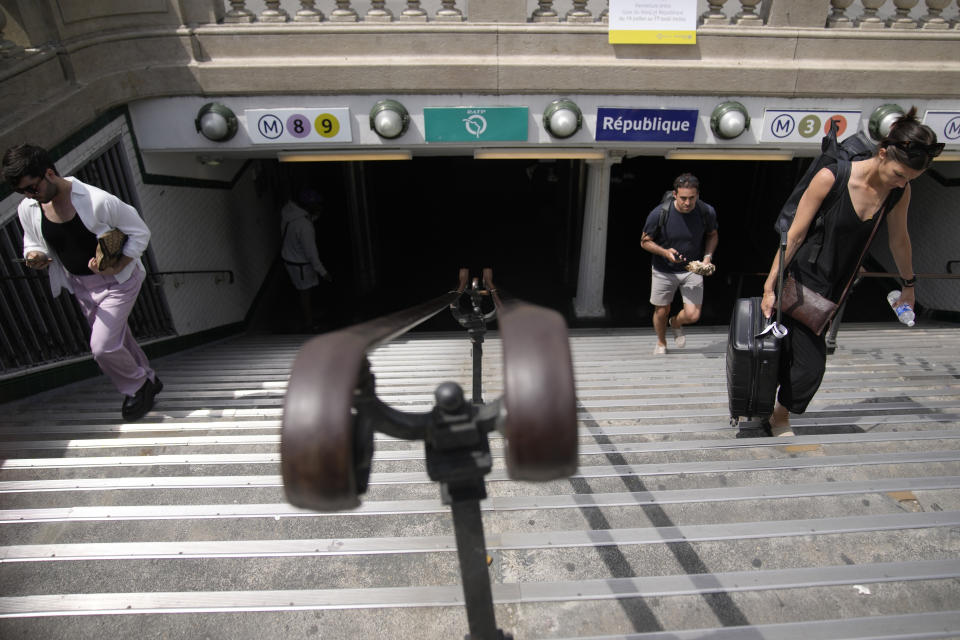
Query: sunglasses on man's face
xmin=889 ymin=140 xmax=946 ymax=160
xmin=15 ymin=175 xmax=47 ymax=196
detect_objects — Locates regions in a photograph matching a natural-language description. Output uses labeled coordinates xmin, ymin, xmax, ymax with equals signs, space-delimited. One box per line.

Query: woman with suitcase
xmin=759 ymin=108 xmax=942 ymax=436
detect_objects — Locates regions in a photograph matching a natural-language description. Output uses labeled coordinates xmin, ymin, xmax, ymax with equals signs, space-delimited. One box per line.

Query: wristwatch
xmin=902 ymin=275 xmax=917 ymax=288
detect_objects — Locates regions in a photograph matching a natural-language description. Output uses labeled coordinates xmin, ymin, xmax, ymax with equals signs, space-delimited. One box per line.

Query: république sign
xmin=595 ymin=108 xmax=698 ymax=142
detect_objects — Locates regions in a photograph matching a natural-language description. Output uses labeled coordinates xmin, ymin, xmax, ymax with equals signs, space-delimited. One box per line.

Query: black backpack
xmin=774 ymin=119 xmax=888 ymax=235
xmin=652 ymin=190 xmax=710 ymax=243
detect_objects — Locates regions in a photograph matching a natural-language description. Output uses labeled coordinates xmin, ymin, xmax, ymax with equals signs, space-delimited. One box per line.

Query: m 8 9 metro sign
xmin=245 ymin=108 xmax=353 ymax=144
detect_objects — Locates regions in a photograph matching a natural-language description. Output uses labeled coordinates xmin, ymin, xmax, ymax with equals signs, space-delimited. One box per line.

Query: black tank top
xmin=790 ymin=164 xmax=901 ymax=301
xmin=41 ymin=213 xmax=96 ymax=275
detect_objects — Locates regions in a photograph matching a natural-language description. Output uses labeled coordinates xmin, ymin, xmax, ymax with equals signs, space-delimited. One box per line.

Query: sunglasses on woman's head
xmin=889 ymin=140 xmax=945 ymax=159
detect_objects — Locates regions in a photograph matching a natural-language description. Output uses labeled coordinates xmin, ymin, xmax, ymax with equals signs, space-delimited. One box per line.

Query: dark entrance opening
xmin=270 ymin=157 xmax=585 ymax=332
xmin=263 ymin=154 xmax=900 ymax=333
xmin=363 ymin=157 xmax=584 ymax=316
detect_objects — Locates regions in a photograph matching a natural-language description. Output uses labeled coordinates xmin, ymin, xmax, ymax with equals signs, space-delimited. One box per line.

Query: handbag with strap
xmin=95 ymin=228 xmax=128 ymax=271
xmin=779 ymin=274 xmax=838 ymax=336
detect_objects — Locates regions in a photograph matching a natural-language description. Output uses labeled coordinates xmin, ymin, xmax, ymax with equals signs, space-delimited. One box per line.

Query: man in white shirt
xmin=3 ymin=143 xmax=161 ymax=420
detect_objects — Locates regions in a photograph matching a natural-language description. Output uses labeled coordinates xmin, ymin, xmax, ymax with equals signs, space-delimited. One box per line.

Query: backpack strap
xmin=654 ymin=196 xmax=672 ymax=242
xmin=804 ymin=159 xmax=850 ymax=264
xmin=824 ymin=159 xmax=851 ymax=211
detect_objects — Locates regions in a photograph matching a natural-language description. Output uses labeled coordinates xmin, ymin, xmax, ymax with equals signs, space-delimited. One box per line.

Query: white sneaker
xmin=653 ymin=344 xmax=667 ymax=355
xmin=669 ymin=316 xmax=686 ymax=348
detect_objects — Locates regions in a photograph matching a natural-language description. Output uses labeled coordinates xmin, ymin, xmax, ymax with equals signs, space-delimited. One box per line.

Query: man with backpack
xmin=640 ymin=173 xmax=719 ymax=355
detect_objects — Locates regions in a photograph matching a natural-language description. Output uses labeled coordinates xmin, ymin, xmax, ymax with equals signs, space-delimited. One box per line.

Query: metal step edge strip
xmin=3 ymin=411 xmax=958 ymax=439
xmin=5 ymin=402 xmax=960 ymax=425
xmin=575 ymin=403 xmax=960 ymax=420
xmin=50 ymin=370 xmax=956 ymax=394
xmin=99 ymin=362 xmax=948 ymax=378
xmin=21 ymin=358 xmax=956 ymax=384
xmin=37 ymin=388 xmax=960 ymax=411
xmin=3 ymin=477 xmax=958 ymax=523
xmin=4 ymin=428 xmax=960 ymax=458
xmin=555 ymin=610 xmax=960 ymax=640
xmin=0 ymin=559 xmax=957 ymax=617
xmin=85 ymin=365 xmax=951 ymax=384
xmin=4 ymin=449 xmax=960 ymax=477
xmin=55 ymin=381 xmax=958 ymax=405
xmin=3 ymin=474 xmax=958 ymax=501
xmin=2 ymin=510 xmax=957 ymax=562
xmin=8 ymin=371 xmax=957 ymax=398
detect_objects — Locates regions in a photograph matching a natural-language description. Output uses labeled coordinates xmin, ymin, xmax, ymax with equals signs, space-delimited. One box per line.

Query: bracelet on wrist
xmin=902 ymin=276 xmax=917 ymax=287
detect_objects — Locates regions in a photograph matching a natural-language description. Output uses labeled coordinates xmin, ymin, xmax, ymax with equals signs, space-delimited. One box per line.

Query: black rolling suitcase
xmin=726 ymin=297 xmax=781 ymax=421
xmin=726 ymin=233 xmax=787 ymax=424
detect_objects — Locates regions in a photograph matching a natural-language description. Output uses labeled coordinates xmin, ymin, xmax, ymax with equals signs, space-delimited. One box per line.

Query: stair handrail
xmin=282 ymin=268 xmax=471 ymax=511
xmin=281 ymin=268 xmax=577 ymax=640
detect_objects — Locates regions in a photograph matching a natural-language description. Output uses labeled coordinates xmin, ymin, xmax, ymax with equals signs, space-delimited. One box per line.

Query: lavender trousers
xmin=70 ymin=267 xmax=154 ymax=397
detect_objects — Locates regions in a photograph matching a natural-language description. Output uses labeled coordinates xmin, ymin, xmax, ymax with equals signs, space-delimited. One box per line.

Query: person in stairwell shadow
xmin=279 ymin=187 xmax=333 ymax=332
xmin=3 ymin=143 xmax=162 ymax=421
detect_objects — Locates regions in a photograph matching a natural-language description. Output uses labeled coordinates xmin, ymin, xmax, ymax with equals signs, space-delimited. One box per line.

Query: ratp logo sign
xmin=424 ymin=107 xmax=528 ymax=142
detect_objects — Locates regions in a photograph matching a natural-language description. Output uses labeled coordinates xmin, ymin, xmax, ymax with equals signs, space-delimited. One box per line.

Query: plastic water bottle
xmin=886 ymin=290 xmax=915 ymax=327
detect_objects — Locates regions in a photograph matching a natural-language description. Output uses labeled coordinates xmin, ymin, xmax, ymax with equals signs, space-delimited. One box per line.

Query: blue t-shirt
xmin=642 ymin=200 xmax=718 ymax=273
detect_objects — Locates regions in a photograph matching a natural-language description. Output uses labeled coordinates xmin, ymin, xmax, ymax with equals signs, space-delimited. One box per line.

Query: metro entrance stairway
xmin=2 ymin=323 xmax=959 ymax=639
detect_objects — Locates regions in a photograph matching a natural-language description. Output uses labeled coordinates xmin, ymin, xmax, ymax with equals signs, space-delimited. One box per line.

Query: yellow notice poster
xmin=608 ymin=0 xmax=697 ymax=45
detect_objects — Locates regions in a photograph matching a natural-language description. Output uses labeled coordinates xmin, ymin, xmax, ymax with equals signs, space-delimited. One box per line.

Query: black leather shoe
xmin=151 ymin=376 xmax=164 ymax=397
xmin=121 ymin=376 xmax=162 ymax=421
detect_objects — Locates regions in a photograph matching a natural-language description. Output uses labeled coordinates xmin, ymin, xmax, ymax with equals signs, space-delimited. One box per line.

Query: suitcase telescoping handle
xmin=759 ymin=231 xmax=789 ymax=340
xmin=775 ymin=230 xmax=786 ymax=327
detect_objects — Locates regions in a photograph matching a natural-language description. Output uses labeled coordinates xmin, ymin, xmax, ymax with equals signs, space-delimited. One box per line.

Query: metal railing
xmin=731 ymin=269 xmax=960 ymax=303
xmin=281 ymin=268 xmax=578 ymax=640
xmin=149 ymin=270 xmax=235 ymax=285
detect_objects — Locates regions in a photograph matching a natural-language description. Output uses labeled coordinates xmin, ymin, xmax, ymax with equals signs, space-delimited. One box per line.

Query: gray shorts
xmin=650 ymin=268 xmax=704 ymax=307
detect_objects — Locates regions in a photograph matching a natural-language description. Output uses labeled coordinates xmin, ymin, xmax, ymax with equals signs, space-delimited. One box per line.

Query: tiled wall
xmin=136 ymin=163 xmax=277 ymax=335
xmin=0 ymin=115 xmax=278 ymax=337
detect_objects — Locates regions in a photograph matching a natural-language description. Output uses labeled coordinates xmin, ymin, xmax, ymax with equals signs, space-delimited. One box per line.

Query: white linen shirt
xmin=19 ymin=177 xmax=150 ymax=297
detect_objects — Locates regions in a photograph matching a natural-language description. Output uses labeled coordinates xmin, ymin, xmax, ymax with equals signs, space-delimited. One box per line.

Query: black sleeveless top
xmin=41 ymin=213 xmax=96 ymax=275
xmin=790 ymin=164 xmax=901 ymax=301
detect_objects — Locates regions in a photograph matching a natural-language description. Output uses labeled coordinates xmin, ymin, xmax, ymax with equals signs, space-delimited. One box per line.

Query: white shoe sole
xmin=670 ymin=317 xmax=686 ymax=348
